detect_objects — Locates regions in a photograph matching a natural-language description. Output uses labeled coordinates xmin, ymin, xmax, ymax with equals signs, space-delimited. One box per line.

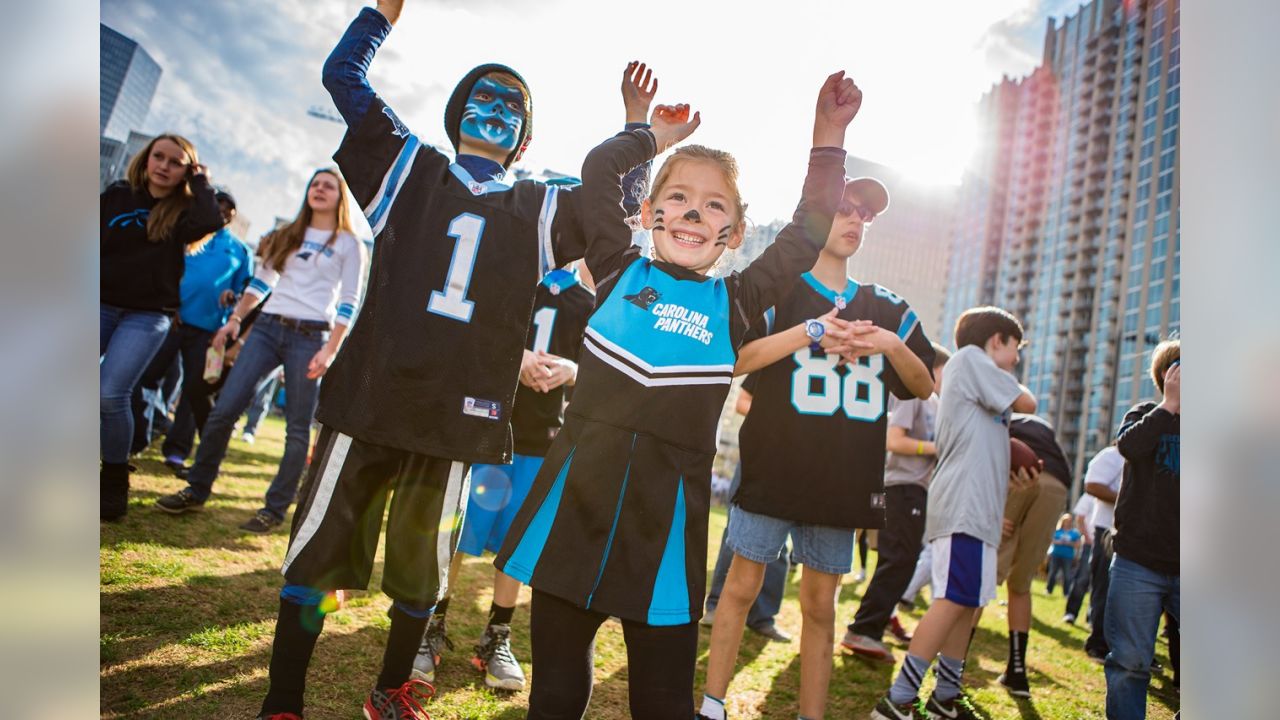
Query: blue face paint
xmin=459 ymin=76 xmax=525 ymax=152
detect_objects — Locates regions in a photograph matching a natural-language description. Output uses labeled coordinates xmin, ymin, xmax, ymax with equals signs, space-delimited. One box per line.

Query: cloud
xmin=101 ymin=0 xmax=1083 ymax=226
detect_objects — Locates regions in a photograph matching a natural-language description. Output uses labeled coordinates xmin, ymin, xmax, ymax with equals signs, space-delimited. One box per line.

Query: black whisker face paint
xmin=714 ymin=224 xmax=732 ymax=246
xmin=652 ymin=208 xmax=665 ymax=232
xmin=682 ymin=209 xmax=701 ymax=223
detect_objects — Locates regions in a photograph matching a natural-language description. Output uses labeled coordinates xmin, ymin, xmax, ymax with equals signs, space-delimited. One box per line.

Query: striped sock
xmin=933 ymin=654 xmax=965 ymax=701
xmin=699 ymin=694 xmax=726 ymax=720
xmin=889 ymin=654 xmax=931 ymax=705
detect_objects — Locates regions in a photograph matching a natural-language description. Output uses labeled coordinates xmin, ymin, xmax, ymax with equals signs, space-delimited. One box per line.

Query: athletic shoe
xmin=410 ymin=615 xmax=453 ymax=683
xmin=854 ymin=570 xmax=868 ymax=583
xmin=997 ymin=671 xmax=1031 ymax=698
xmin=841 ymin=631 xmax=894 ymax=663
xmin=700 ymin=607 xmax=716 ymax=627
xmin=259 ymin=714 xmax=304 ymax=720
xmin=240 ymin=510 xmax=283 ymax=534
xmin=1062 ymin=613 xmax=1076 ymax=624
xmin=362 ymin=678 xmax=434 ymax=719
xmin=155 ymin=486 xmax=204 ymax=514
xmin=870 ymin=695 xmax=928 ymax=720
xmin=748 ymin=623 xmax=793 ymax=643
xmin=925 ymin=692 xmax=985 ymax=720
xmin=898 ymin=599 xmax=917 ymax=614
xmin=243 ymin=432 xmax=256 ymax=445
xmin=1085 ymin=646 xmax=1107 ymax=664
xmin=163 ymin=455 xmax=190 ymax=478
xmin=471 ymin=623 xmax=525 ymax=690
xmin=888 ymin=615 xmax=913 ymax=644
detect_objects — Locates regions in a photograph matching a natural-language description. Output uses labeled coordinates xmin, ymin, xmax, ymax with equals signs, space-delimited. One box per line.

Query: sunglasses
xmin=836 ymin=200 xmax=876 ymax=223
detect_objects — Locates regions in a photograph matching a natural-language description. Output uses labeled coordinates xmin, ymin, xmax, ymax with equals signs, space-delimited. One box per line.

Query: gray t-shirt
xmin=925 ymin=345 xmax=1024 ymax=547
xmin=884 ymin=394 xmax=939 ymax=489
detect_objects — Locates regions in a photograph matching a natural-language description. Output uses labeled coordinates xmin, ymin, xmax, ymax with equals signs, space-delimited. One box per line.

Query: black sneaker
xmin=155 ymin=486 xmax=204 ymax=514
xmin=240 ymin=510 xmax=283 ymax=534
xmin=871 ymin=694 xmax=928 ymax=720
xmin=925 ymin=692 xmax=986 ymax=720
xmin=1085 ymin=646 xmax=1108 ymax=664
xmin=997 ymin=671 xmax=1031 ymax=698
xmin=362 ymin=678 xmax=434 ymax=719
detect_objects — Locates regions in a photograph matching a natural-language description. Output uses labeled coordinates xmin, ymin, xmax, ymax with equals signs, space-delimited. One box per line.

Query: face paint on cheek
xmin=651 ymin=208 xmax=665 ymax=233
xmin=715 ymin=224 xmax=732 ymax=247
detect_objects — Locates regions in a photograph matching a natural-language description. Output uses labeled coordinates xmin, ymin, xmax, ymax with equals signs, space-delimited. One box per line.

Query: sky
xmin=101 ymin=0 xmax=1084 ymax=241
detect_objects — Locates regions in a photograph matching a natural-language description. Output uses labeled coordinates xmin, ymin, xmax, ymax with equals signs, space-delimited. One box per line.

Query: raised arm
xmin=733 ymin=72 xmax=859 ymax=326
xmin=580 ymin=103 xmax=698 ymax=288
xmin=322 ymin=6 xmax=394 ymax=127
xmin=545 ymin=62 xmax=660 ymax=271
xmin=174 ymin=170 xmax=224 ymax=244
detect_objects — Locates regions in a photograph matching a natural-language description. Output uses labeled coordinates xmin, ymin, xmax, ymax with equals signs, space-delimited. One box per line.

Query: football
xmin=1010 ymin=437 xmax=1042 ymax=472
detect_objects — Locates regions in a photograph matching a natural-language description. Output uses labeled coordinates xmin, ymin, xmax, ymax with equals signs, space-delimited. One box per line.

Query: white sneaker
xmin=242 ymin=432 xmax=255 ymax=445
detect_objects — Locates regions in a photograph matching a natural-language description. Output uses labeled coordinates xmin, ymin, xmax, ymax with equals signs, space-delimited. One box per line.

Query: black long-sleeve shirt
xmin=1113 ymin=401 xmax=1180 ymax=575
xmin=100 ymin=175 xmax=223 ymax=313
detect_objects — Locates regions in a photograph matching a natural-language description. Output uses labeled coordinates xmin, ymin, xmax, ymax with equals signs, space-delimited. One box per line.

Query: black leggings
xmin=527 ymin=589 xmax=697 ymax=720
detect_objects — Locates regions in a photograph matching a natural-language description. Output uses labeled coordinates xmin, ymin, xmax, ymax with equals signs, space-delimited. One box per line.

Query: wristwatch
xmin=804 ymin=319 xmax=825 ymax=351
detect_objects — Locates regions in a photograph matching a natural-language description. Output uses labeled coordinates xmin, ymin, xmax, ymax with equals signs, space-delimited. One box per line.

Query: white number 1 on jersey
xmin=530 ymin=306 xmax=558 ymax=354
xmin=428 ymin=213 xmax=485 ymax=322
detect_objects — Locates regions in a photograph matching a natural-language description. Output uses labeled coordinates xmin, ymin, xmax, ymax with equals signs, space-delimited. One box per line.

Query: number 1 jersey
xmin=734 ymin=274 xmax=936 ymax=528
xmin=319 ymin=98 xmax=585 ymax=463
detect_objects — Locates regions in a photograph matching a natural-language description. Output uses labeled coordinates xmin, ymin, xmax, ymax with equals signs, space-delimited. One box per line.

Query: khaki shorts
xmin=996 ymin=471 xmax=1068 ymax=594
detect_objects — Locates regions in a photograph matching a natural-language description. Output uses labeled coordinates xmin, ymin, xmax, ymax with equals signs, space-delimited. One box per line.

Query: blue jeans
xmin=1104 ymin=554 xmax=1180 ymax=720
xmin=1045 ymin=554 xmax=1073 ymax=595
xmin=705 ymin=470 xmax=788 ymax=628
xmin=100 ymin=304 xmax=171 ymax=464
xmin=242 ymin=372 xmax=281 ymax=436
xmin=185 ymin=315 xmax=326 ymax=519
xmin=1065 ymin=543 xmax=1093 ymax=617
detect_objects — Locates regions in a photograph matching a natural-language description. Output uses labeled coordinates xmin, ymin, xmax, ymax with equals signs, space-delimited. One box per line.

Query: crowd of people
xmin=100 ymin=2 xmax=1180 ymax=719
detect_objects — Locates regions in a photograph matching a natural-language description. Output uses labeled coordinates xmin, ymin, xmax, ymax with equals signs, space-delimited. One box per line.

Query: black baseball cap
xmin=215 ymin=190 xmax=236 ymax=209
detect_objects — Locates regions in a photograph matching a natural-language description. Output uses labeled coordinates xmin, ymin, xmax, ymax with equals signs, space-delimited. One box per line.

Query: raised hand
xmin=649 ymin=103 xmax=701 ymax=154
xmin=1161 ymin=362 xmax=1180 ymax=413
xmin=376 ymin=0 xmax=404 ymax=25
xmin=622 ymin=61 xmax=659 ymax=124
xmin=813 ymin=70 xmax=862 ymax=148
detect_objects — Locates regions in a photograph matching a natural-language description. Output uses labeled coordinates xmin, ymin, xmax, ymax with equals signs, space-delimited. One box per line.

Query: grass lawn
xmin=101 ymin=416 xmax=1179 ymax=719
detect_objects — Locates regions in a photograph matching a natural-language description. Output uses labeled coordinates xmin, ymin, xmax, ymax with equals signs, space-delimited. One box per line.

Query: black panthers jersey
xmin=319 ymin=98 xmax=589 ymax=463
xmin=734 ymin=274 xmax=936 ymax=528
xmin=510 ymin=268 xmax=594 ymax=457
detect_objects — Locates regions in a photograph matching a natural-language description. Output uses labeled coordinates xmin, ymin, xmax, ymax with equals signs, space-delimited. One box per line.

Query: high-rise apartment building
xmin=100 ymin=25 xmax=161 ymax=143
xmin=845 ymin=156 xmax=956 ymax=338
xmin=941 ymin=0 xmax=1180 ymax=482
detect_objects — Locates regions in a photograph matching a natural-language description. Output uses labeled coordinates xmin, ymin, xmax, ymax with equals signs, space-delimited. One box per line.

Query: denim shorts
xmin=725 ymin=504 xmax=855 ymax=575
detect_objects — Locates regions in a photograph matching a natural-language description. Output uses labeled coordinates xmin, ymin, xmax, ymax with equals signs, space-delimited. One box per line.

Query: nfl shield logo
xmin=469 ymin=182 xmax=484 ymax=195
xmin=835 ymin=296 xmax=847 ymax=310
xmin=549 ymin=283 xmax=561 ymax=295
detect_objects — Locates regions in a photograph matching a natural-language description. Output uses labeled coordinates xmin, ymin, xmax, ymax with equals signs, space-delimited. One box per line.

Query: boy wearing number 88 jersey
xmin=256 ymin=3 xmax=651 ymax=719
xmin=700 ymin=177 xmax=936 ymax=720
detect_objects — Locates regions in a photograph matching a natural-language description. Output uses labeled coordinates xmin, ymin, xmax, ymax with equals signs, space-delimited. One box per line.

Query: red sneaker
xmin=888 ymin=615 xmax=913 ymax=644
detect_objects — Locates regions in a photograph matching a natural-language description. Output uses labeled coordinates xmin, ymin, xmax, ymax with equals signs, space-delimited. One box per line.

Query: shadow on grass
xmin=102 ymin=623 xmax=397 ymax=719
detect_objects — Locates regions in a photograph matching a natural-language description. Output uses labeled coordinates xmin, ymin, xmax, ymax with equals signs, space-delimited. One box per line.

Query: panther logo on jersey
xmin=383 ymin=105 xmax=410 ymax=139
xmin=624 ymin=286 xmax=660 ymax=310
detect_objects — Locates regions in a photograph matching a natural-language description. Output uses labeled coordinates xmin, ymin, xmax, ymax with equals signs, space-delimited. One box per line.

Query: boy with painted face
xmin=255 ymin=2 xmax=649 ymax=718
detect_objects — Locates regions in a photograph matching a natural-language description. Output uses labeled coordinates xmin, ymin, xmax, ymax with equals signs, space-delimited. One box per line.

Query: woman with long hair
xmin=101 ymin=133 xmax=222 ymax=521
xmin=156 ymin=168 xmax=368 ymax=533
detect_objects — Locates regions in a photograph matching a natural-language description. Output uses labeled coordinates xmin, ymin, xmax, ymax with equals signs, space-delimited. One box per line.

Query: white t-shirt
xmin=1084 ymin=445 xmax=1124 ymax=531
xmin=246 ymin=227 xmax=368 ymax=326
xmin=1072 ymin=493 xmax=1096 ymax=543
